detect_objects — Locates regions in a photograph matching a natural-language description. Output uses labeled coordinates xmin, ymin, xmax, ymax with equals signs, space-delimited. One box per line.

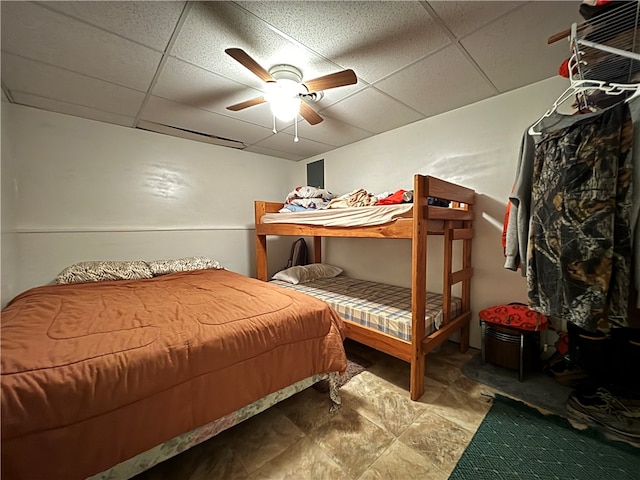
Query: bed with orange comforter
xmin=1 ymin=268 xmax=347 ymax=480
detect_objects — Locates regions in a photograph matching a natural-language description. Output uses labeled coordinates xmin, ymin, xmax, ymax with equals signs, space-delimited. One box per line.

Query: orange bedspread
xmin=1 ymin=269 xmax=346 ymax=479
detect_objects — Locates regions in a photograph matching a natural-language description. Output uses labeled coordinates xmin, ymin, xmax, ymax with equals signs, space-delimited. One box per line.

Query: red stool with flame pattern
xmin=479 ymin=303 xmax=548 ymax=381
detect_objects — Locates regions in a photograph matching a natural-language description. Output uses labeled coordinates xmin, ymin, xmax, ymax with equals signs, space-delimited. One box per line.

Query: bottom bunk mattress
xmin=1 ymin=269 xmax=347 ymax=480
xmin=271 ymin=276 xmax=462 ymax=341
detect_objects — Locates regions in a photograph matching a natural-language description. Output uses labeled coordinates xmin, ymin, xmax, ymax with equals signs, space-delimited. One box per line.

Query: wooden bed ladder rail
xmin=443 ymin=220 xmax=474 ymax=351
xmin=459 ymin=218 xmax=473 ymax=349
xmin=409 ymin=175 xmax=475 ymax=401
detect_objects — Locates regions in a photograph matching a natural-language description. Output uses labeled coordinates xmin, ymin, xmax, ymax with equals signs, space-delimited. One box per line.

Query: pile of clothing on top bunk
xmin=280 ymin=186 xmax=336 ymax=212
xmin=280 ymin=186 xmax=448 ymax=213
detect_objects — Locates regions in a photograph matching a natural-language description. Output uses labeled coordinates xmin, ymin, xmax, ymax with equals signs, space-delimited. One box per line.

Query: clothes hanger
xmin=624 ymin=82 xmax=640 ymax=103
xmin=528 ymin=79 xmax=605 ymax=136
xmin=528 ymin=78 xmax=640 ymax=136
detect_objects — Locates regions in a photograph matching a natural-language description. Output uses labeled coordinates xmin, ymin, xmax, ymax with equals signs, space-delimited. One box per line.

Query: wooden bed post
xmin=442 ymin=220 xmax=453 ymax=326
xmin=460 ymin=218 xmax=473 ymax=352
xmin=313 ymin=236 xmax=322 ymax=263
xmin=255 ymin=201 xmax=268 ymax=281
xmin=410 ymin=174 xmax=428 ymax=401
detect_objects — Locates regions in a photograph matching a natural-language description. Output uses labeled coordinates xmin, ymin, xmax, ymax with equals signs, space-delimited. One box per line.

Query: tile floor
xmin=135 ymin=340 xmax=497 ymax=480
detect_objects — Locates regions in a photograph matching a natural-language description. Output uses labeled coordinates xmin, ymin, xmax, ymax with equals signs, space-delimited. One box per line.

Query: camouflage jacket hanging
xmin=527 ymin=101 xmax=633 ymax=332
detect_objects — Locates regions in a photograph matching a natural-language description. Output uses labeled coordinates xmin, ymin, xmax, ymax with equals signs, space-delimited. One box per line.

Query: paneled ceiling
xmin=1 ymin=1 xmax=582 ymax=161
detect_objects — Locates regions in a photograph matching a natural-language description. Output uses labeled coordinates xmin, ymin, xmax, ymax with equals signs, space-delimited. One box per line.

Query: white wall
xmin=1 ymin=102 xmax=19 ymax=307
xmin=3 ymin=104 xmax=294 ymax=300
xmin=295 ymin=76 xmax=571 ymax=348
xmin=3 ymin=76 xmax=570 ymax=348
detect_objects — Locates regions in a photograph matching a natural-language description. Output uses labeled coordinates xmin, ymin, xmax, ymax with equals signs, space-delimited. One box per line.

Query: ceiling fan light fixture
xmin=264 ymin=79 xmax=303 ymax=122
xmin=225 ymin=50 xmax=354 ymax=128
xmin=270 ymin=97 xmax=301 ymax=122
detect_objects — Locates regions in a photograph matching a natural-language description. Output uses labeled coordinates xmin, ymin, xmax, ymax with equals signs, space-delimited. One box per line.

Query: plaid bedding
xmin=271 ymin=276 xmax=462 ymax=341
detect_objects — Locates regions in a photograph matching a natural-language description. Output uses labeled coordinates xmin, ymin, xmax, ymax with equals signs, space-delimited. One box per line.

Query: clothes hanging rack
xmin=529 ymin=2 xmax=640 ymax=136
xmin=549 ymin=1 xmax=640 ymax=84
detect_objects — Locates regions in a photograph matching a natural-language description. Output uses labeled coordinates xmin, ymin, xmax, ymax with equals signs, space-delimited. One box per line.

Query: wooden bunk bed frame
xmin=255 ymin=174 xmax=475 ymax=400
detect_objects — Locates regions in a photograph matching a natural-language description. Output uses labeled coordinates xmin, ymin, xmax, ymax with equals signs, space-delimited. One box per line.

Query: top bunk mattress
xmin=271 ymin=276 xmax=462 ymax=341
xmin=261 ymin=204 xmax=413 ymax=227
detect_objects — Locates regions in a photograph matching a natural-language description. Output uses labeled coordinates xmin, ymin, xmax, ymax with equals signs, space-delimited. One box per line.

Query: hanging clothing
xmin=527 ymin=101 xmax=633 ymax=332
xmin=505 ymin=112 xmax=593 ymax=275
xmin=505 ymin=130 xmax=536 ymax=274
xmin=506 ymin=96 xmax=640 ymax=309
xmin=502 ymin=190 xmax=514 ymax=259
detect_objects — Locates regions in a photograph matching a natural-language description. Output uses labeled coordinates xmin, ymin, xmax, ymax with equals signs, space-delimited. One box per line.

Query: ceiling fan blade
xmin=225 ymin=48 xmax=275 ymax=83
xmin=226 ymin=96 xmax=266 ymax=111
xmin=299 ymin=102 xmax=323 ymax=125
xmin=302 ymin=69 xmax=357 ymax=94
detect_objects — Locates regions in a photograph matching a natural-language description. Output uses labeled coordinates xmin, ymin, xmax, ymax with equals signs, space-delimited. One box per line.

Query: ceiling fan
xmin=225 ymin=48 xmax=357 ymax=130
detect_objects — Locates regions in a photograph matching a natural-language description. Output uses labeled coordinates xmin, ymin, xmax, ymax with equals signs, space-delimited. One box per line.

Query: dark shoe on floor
xmin=567 ymin=388 xmax=640 ymax=438
xmin=543 ymin=355 xmax=589 ymax=388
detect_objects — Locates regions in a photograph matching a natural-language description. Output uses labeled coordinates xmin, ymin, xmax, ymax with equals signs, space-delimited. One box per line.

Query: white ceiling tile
xmin=2 ymin=53 xmax=145 ymax=117
xmin=461 ymin=1 xmax=582 ymax=92
xmin=427 ymin=1 xmax=523 ymax=39
xmin=140 ymin=96 xmax=274 ymax=146
xmin=169 ymin=1 xmax=267 ymax=87
xmin=282 ymin=113 xmax=373 ymax=147
xmin=11 ymin=93 xmax=135 ymax=127
xmin=239 ymin=1 xmax=451 ymax=84
xmin=252 ymin=131 xmax=334 ymax=160
xmin=321 ymin=88 xmax=424 ymax=134
xmin=41 ymin=1 xmax=186 ymax=51
xmin=375 ymin=45 xmax=496 ymax=118
xmin=1 ymin=1 xmax=162 ymax=91
xmin=244 ymin=145 xmax=303 ymax=162
xmin=153 ymin=57 xmax=266 ymax=120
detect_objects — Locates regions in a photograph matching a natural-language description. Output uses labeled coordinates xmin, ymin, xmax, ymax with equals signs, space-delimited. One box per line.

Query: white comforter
xmin=261 ymin=204 xmax=413 ymax=227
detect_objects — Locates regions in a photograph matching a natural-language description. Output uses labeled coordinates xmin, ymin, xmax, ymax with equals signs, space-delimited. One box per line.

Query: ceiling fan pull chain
xmin=272 ymin=114 xmax=277 ymax=134
xmin=294 ymin=115 xmax=299 ymax=143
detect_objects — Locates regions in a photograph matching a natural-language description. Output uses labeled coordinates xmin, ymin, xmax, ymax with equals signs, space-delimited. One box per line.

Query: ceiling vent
xmin=136 ymin=121 xmax=246 ymax=150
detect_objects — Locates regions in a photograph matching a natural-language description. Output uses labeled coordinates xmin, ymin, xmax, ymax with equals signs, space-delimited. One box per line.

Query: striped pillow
xmin=56 ymin=260 xmax=153 ymax=285
xmin=146 ymin=256 xmax=222 ymax=276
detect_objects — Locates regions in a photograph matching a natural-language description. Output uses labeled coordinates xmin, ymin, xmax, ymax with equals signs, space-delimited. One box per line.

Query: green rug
xmin=449 ymin=395 xmax=640 ymax=480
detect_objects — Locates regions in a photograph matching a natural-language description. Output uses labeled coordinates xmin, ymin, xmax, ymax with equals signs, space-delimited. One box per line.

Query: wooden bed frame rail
xmin=255 ymin=174 xmax=475 ymax=400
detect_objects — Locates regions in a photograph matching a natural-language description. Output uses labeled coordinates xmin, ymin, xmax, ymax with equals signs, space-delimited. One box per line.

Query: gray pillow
xmin=272 ymin=264 xmax=343 ymax=285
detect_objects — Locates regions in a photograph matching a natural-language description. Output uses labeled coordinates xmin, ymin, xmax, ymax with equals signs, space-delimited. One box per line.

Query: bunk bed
xmin=1 ymin=268 xmax=347 ymax=480
xmin=255 ymin=174 xmax=475 ymax=400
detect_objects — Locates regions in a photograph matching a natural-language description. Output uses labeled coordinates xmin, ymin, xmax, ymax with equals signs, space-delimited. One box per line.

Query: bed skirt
xmin=91 ymin=372 xmax=341 ymax=479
